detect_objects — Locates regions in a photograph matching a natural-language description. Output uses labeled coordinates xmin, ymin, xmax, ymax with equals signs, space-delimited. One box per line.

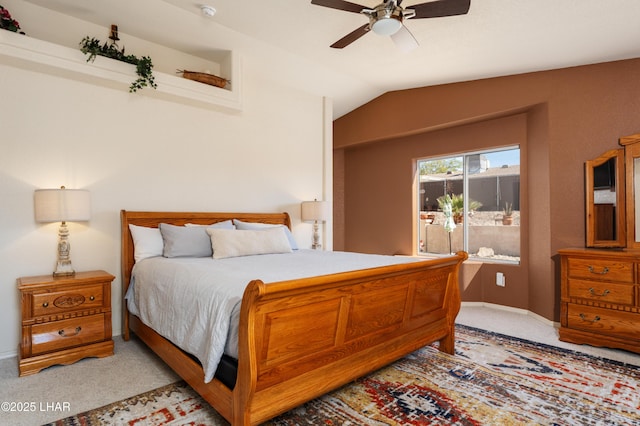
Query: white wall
xmin=0 ymin=2 xmax=331 ymax=358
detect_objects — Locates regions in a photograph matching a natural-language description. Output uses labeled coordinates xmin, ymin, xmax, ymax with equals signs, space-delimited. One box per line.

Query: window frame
xmin=416 ymin=146 xmax=521 ymax=264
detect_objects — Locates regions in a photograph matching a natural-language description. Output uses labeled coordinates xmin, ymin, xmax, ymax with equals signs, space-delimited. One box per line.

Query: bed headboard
xmin=120 ymin=210 xmax=291 ymax=335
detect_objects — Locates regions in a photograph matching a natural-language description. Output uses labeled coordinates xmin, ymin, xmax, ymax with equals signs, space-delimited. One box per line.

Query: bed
xmin=121 ymin=210 xmax=467 ymax=425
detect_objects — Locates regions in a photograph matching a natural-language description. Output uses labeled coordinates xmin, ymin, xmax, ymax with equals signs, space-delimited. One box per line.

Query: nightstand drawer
xmin=566 ymin=258 xmax=634 ymax=283
xmin=566 ymin=304 xmax=640 ymax=339
xmin=31 ymin=314 xmax=106 ymax=355
xmin=32 ymin=284 xmax=104 ymax=317
xmin=567 ymin=279 xmax=635 ymax=305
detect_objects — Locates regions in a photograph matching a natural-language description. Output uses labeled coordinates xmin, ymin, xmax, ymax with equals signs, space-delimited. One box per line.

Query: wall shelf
xmin=0 ymin=30 xmax=242 ymax=112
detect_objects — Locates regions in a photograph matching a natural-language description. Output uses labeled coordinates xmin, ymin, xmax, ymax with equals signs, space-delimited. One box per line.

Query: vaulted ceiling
xmin=23 ymin=0 xmax=640 ymax=118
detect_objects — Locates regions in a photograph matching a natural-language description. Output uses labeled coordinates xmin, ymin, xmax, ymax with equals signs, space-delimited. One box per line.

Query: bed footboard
xmin=234 ymin=251 xmax=467 ymax=425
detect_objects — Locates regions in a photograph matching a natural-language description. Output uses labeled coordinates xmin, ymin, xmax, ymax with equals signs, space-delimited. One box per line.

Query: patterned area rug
xmin=46 ymin=325 xmax=640 ymax=425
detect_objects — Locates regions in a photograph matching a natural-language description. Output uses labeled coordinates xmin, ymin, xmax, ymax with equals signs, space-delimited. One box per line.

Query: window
xmin=417 ymin=147 xmax=520 ymax=263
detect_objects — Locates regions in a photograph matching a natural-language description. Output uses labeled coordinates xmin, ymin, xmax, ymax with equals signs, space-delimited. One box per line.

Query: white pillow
xmin=232 ymin=219 xmax=298 ymax=249
xmin=207 ymin=227 xmax=292 ymax=259
xmin=129 ymin=224 xmax=163 ymax=262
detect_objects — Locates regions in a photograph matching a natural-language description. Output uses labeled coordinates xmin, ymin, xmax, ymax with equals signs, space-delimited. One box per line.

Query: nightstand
xmin=17 ymin=270 xmax=115 ymax=376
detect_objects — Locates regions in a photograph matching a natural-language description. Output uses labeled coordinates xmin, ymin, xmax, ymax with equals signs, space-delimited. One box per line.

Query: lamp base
xmin=53 ymin=261 xmax=75 ymax=277
xmin=312 ymin=221 xmax=322 ymax=250
xmin=53 ymin=222 xmax=75 ymax=277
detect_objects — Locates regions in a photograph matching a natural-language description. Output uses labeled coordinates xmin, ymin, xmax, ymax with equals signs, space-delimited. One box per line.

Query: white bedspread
xmin=126 ymin=250 xmax=421 ymax=383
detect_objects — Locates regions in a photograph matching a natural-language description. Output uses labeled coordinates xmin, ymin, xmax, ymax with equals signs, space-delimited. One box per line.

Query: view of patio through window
xmin=417 ymin=147 xmax=520 ymax=263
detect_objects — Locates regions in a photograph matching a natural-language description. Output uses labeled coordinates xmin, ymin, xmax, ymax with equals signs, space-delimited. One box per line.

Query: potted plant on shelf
xmin=502 ymin=202 xmax=514 ymax=225
xmin=1 ymin=5 xmax=25 ymax=34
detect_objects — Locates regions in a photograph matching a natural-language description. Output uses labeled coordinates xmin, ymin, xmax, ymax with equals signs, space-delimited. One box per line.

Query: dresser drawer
xmin=566 ymin=304 xmax=640 ymax=340
xmin=567 ymin=279 xmax=635 ymax=305
xmin=566 ymin=257 xmax=634 ymax=283
xmin=31 ymin=284 xmax=104 ymax=317
xmin=31 ymin=314 xmax=106 ymax=355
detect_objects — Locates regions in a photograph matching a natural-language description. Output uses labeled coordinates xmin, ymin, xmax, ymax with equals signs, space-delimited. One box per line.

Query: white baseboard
xmin=461 ymin=301 xmax=560 ymax=328
xmin=0 ymin=349 xmax=17 ymax=361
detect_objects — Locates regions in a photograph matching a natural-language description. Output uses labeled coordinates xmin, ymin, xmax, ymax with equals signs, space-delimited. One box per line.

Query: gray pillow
xmin=159 ymin=223 xmax=213 ymax=257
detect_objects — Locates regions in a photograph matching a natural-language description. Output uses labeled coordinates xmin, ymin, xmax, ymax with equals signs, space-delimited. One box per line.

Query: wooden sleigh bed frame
xmin=121 ymin=210 xmax=467 ymax=425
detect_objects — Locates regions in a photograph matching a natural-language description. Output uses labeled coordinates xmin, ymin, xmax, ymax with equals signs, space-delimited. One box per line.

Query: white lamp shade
xmin=34 ymin=188 xmax=91 ymax=223
xmin=301 ymin=200 xmax=329 ymax=222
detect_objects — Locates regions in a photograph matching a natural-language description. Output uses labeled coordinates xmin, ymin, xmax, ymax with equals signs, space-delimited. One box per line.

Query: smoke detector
xmin=201 ymin=5 xmax=216 ymax=17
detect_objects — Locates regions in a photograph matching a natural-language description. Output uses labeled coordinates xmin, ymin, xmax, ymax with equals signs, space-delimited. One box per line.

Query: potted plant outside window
xmin=502 ymin=202 xmax=514 ymax=225
xmin=437 ymin=194 xmax=482 ymax=224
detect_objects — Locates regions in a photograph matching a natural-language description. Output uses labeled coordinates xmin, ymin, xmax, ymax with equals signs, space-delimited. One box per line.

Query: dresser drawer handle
xmin=89 ymin=296 xmax=95 ymax=301
xmin=58 ymin=326 xmax=82 ymax=337
xmin=42 ymin=302 xmax=49 ymax=308
xmin=587 ymin=265 xmax=609 ymax=275
xmin=579 ymin=313 xmax=601 ymax=323
xmin=588 ymin=288 xmax=611 ymax=297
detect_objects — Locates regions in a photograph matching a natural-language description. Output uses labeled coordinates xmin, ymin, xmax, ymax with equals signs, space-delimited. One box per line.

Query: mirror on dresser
xmin=620 ymin=132 xmax=640 ymax=249
xmin=585 ymin=149 xmax=625 ymax=247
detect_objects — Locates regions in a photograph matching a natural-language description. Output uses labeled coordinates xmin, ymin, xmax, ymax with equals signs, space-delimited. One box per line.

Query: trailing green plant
xmin=79 ymin=36 xmax=157 ymax=93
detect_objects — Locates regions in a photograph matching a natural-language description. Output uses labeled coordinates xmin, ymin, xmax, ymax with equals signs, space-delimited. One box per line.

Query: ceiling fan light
xmin=371 ymin=17 xmax=402 ymax=36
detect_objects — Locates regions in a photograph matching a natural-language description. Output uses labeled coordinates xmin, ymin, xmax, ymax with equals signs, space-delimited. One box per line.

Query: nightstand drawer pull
xmin=58 ymin=326 xmax=82 ymax=337
xmin=588 ymin=265 xmax=609 ymax=275
xmin=42 ymin=302 xmax=49 ymax=308
xmin=579 ymin=313 xmax=601 ymax=323
xmin=588 ymin=288 xmax=611 ymax=297
xmin=90 ymin=296 xmax=95 ymax=301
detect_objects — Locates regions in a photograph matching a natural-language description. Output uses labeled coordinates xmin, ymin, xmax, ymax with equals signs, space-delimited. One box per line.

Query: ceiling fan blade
xmin=311 ymin=0 xmax=366 ymax=14
xmin=409 ymin=0 xmax=471 ymax=19
xmin=330 ymin=23 xmax=370 ymax=48
xmin=391 ymin=25 xmax=419 ymax=52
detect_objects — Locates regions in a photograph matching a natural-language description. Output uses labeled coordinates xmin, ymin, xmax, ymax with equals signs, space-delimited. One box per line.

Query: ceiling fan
xmin=310 ymin=0 xmax=470 ymax=51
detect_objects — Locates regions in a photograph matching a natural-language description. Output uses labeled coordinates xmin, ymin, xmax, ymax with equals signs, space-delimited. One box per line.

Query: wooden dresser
xmin=558 ymin=248 xmax=640 ymax=354
xmin=18 ymin=270 xmax=115 ymax=376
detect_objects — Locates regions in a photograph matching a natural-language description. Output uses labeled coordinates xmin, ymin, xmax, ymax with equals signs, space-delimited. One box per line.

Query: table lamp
xmin=34 ymin=186 xmax=91 ymax=276
xmin=301 ymin=199 xmax=328 ymax=250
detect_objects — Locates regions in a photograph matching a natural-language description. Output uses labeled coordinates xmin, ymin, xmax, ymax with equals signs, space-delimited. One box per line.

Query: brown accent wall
xmin=333 ymin=58 xmax=640 ymax=321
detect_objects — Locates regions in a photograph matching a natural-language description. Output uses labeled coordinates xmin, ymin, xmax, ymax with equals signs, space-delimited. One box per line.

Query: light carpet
xmin=45 ymin=324 xmax=640 ymax=425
